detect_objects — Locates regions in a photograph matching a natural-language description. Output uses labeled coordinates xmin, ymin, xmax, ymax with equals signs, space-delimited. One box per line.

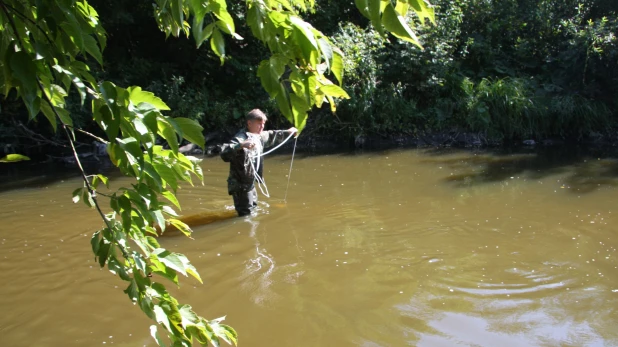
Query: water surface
xmin=1 ymin=147 xmax=617 ymax=346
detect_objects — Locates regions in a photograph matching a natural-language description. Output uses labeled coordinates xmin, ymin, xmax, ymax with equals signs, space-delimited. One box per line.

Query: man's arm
xmin=220 ymin=136 xmax=243 ymax=162
xmin=262 ymin=127 xmax=297 ymax=149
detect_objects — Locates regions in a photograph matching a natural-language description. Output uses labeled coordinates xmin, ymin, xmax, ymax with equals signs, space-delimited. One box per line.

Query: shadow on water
xmin=0 ymin=160 xmax=123 ymax=194
xmin=5 ymin=144 xmax=618 ymax=197
xmin=419 ymin=145 xmax=618 ymax=194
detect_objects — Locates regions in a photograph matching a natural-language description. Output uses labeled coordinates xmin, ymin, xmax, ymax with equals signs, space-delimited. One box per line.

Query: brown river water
xmin=1 ymin=147 xmax=617 ymax=347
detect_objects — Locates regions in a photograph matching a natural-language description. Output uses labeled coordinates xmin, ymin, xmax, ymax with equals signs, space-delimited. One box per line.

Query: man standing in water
xmin=220 ymin=109 xmax=297 ymax=216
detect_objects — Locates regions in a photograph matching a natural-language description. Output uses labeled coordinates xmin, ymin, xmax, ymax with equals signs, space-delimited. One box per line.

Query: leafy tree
xmin=0 ymin=0 xmax=434 ymax=345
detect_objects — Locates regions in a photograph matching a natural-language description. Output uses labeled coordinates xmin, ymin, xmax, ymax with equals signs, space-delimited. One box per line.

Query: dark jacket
xmin=220 ymin=129 xmax=289 ymax=194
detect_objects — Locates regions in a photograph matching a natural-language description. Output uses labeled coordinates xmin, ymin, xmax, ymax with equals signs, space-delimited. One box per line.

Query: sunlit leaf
xmin=128 ymin=86 xmax=171 ymax=111
xmin=210 ymin=27 xmax=225 ymax=65
xmin=257 ymin=55 xmax=288 ymax=97
xmin=168 ymin=218 xmax=192 ymax=238
xmin=382 ymin=3 xmax=422 ymax=48
xmin=355 ymin=0 xmax=370 ymax=18
xmin=72 ymin=187 xmax=83 ymax=203
xmin=331 ymin=49 xmax=344 ymax=85
xmin=0 ymin=154 xmax=31 ymax=163
xmin=124 ymin=279 xmax=139 ymax=302
xmin=162 ymin=191 xmax=181 ymax=210
xmin=173 ymin=117 xmax=205 ymax=148
xmin=407 ymin=0 xmax=435 ymax=24
xmin=319 ymin=84 xmax=350 ymax=99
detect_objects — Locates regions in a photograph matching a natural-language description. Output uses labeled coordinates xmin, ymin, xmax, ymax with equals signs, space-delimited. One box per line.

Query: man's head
xmin=246 ymin=109 xmax=267 ymax=134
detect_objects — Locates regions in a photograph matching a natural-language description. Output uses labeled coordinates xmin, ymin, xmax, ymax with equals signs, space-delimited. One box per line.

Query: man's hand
xmin=241 ymin=140 xmax=255 ymax=149
xmin=287 ymin=127 xmax=299 ymax=137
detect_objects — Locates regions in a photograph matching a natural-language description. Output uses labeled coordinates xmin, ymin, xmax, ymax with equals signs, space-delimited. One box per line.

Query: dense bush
xmin=2 ymin=0 xmax=617 ymax=154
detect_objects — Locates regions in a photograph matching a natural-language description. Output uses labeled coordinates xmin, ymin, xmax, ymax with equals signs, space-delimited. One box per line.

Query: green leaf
xmin=90 ymin=231 xmax=101 ymax=256
xmin=55 ymin=107 xmax=73 ymax=127
xmin=109 ymin=256 xmax=131 ymax=281
xmin=149 ymin=257 xmax=180 ymax=285
xmin=173 ymin=117 xmax=205 ymax=148
xmin=189 ymin=0 xmax=208 ymax=19
xmin=257 ymin=55 xmax=287 ymax=97
xmin=289 ymin=94 xmax=310 ymax=132
xmin=179 ymin=305 xmax=200 ymax=327
xmin=83 ymin=35 xmax=103 ymax=65
xmin=0 ymin=154 xmax=31 ymax=163
xmin=92 ymin=174 xmax=109 ymax=189
xmin=275 ymin=84 xmax=293 ymax=122
xmin=247 ymin=3 xmax=265 ymax=41
xmin=331 ymin=49 xmax=344 ymax=86
xmin=10 ymin=51 xmax=39 ymax=118
xmin=289 ymin=16 xmax=318 ymax=49
xmin=72 ymin=187 xmax=83 ymax=203
xmin=128 ymin=86 xmax=171 ymax=111
xmin=40 ymin=102 xmax=58 ymax=132
xmin=168 ymin=218 xmax=192 ymax=238
xmin=82 ymin=189 xmax=96 ymax=208
xmin=319 ymin=84 xmax=350 ymax=99
xmin=97 ymin=242 xmax=110 ymax=267
xmin=124 ymin=279 xmax=140 ymax=302
xmin=193 ymin=18 xmax=215 ymax=49
xmin=369 ymin=0 xmax=384 ymax=34
xmin=157 ymin=118 xmax=179 ymax=153
xmin=139 ymin=296 xmax=156 ymax=320
xmin=153 ymin=249 xmax=198 ymax=279
xmin=49 ymin=84 xmax=68 ymax=107
xmin=154 ymin=162 xmax=179 ymax=191
xmin=152 ymin=209 xmax=166 ymax=232
xmin=150 ymin=325 xmax=167 ymax=347
xmin=355 ymin=0 xmax=370 ymax=19
xmin=143 ymin=162 xmax=164 ymax=193
xmin=407 ymin=0 xmax=435 ymax=24
xmin=185 ymin=264 xmax=203 ymax=284
xmin=117 ymin=137 xmax=143 ymax=167
xmin=219 ymin=324 xmax=238 ymax=345
xmin=161 ymin=191 xmax=181 ymax=210
xmin=382 ymin=3 xmax=423 ymax=48
xmin=395 ymin=0 xmax=409 ymax=15
xmin=171 ymin=0 xmax=184 ymax=29
xmin=290 ymin=17 xmax=319 ymax=66
xmin=210 ymin=28 xmax=225 ymax=65
xmin=60 ymin=21 xmax=84 ymax=52
xmin=317 ymin=38 xmax=333 ymax=72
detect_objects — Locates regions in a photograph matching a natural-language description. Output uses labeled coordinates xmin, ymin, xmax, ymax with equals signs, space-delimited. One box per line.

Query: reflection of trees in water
xmin=421 ymin=147 xmax=618 ymax=195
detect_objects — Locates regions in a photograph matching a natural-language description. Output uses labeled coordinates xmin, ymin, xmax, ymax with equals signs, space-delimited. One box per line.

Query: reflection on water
xmin=1 ymin=147 xmax=618 ymax=346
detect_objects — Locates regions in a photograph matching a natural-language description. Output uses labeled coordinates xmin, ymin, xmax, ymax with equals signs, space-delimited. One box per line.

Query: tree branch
xmin=1 ymin=2 xmax=129 ymax=260
xmin=66 ymin=125 xmax=110 ymax=144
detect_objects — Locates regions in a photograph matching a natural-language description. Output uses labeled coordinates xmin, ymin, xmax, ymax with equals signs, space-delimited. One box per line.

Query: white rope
xmin=284 ymin=136 xmax=298 ymax=202
xmin=256 ymin=131 xmax=295 ymax=157
xmin=247 ymin=131 xmax=296 ymax=199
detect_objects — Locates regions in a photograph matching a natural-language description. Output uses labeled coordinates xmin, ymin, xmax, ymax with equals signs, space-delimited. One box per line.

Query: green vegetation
xmin=4 ymin=0 xmax=615 ymax=153
xmin=327 ymin=0 xmax=617 ymax=141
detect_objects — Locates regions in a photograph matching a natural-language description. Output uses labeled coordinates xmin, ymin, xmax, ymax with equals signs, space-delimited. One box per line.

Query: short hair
xmin=246 ymin=109 xmax=268 ymax=122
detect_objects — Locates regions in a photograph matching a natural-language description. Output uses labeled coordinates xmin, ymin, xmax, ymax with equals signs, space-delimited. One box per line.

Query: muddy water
xmin=1 ymin=148 xmax=617 ymax=347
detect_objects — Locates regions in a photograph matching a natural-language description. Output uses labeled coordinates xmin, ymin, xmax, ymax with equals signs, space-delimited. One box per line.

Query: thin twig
xmin=66 ymin=125 xmax=109 ymax=144
xmin=14 ymin=122 xmax=69 ymax=147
